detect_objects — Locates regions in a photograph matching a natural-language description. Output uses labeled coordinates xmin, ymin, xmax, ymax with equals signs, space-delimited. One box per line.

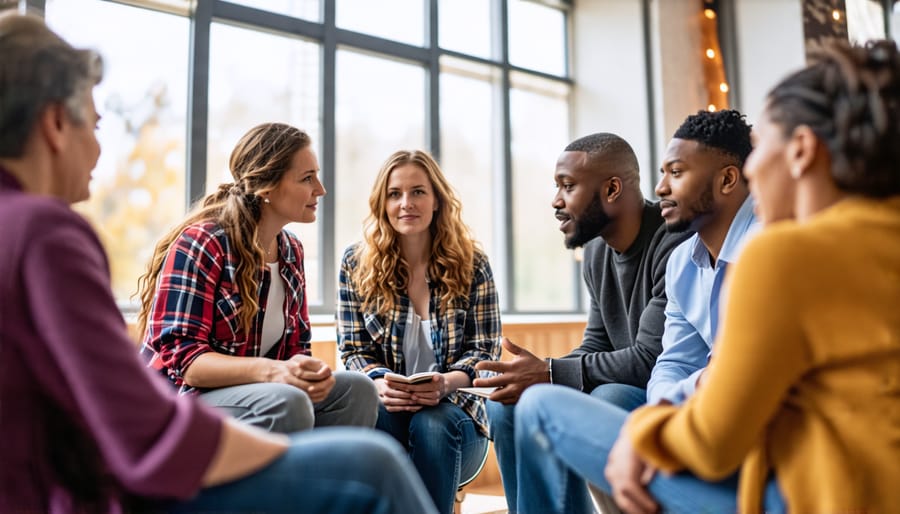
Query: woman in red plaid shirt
xmin=138 ymin=123 xmax=378 ymax=434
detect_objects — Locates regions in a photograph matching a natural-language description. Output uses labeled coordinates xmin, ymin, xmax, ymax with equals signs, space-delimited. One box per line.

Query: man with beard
xmin=511 ymin=110 xmax=756 ymax=514
xmin=646 ymin=108 xmax=756 ymax=406
xmin=473 ymin=133 xmax=690 ymax=512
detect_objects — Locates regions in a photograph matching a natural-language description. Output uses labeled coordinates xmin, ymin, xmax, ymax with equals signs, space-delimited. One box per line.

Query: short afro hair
xmin=672 ymin=109 xmax=753 ymax=168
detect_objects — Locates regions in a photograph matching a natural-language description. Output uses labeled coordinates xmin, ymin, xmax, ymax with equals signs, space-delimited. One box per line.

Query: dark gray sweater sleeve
xmin=551 ymin=228 xmax=685 ymax=391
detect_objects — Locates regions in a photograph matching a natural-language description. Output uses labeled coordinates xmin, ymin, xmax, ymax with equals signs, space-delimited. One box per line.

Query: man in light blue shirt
xmin=648 ymin=108 xmax=757 ymax=405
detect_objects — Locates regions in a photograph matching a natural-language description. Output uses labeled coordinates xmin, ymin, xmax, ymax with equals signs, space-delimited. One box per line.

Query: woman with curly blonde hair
xmin=138 ymin=122 xmax=377 ymax=435
xmin=338 ymin=149 xmax=501 ymax=514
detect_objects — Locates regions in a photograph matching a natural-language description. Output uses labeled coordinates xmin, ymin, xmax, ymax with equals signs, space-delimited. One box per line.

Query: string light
xmin=702 ymin=3 xmax=728 ymax=114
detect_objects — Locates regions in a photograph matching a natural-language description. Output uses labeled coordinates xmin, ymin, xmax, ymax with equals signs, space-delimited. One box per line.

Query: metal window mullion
xmin=315 ymin=0 xmax=337 ymax=315
xmin=334 ymin=29 xmax=430 ymax=63
xmin=186 ymin=0 xmax=212 ymax=206
xmin=428 ymin=0 xmax=440 ymax=162
xmin=885 ymin=0 xmax=893 ymax=39
xmin=641 ymin=0 xmax=658 ymax=196
xmin=210 ymin=1 xmax=325 ymax=40
xmin=498 ymin=0 xmax=514 ymax=313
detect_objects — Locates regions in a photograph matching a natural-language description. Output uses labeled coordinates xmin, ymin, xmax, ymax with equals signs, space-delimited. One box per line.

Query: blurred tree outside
xmin=75 ymin=82 xmax=185 ymax=306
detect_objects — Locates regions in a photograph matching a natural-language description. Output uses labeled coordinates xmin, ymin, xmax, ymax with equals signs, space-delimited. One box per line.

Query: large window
xmin=334 ymin=50 xmax=426 ymax=260
xmin=43 ymin=0 xmax=575 ymax=315
xmin=46 ymin=0 xmax=189 ymax=306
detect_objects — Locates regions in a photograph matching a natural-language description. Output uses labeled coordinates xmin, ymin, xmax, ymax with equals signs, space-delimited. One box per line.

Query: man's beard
xmin=666 ymin=180 xmax=715 ymax=233
xmin=566 ymin=194 xmax=611 ymax=249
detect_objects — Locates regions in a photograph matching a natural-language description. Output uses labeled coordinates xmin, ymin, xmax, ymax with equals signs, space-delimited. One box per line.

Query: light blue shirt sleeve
xmin=646 ymin=244 xmax=711 ymax=405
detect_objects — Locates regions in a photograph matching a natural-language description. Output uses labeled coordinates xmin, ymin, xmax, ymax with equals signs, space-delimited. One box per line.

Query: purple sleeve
xmin=20 ymin=215 xmax=222 ymax=500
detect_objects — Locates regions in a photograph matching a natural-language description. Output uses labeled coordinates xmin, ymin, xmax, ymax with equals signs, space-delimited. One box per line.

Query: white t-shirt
xmin=402 ymin=310 xmax=436 ymax=375
xmin=259 ymin=262 xmax=285 ymax=357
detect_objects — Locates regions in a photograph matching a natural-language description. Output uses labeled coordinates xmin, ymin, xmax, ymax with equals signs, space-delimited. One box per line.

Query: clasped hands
xmin=266 ymin=354 xmax=334 ymax=403
xmin=377 ymin=374 xmax=448 ymax=413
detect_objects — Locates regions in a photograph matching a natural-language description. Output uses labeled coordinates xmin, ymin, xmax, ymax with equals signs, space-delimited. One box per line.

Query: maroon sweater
xmin=0 ymin=168 xmax=222 ymax=513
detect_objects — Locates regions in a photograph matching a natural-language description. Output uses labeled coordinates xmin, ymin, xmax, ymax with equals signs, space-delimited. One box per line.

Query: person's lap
xmin=164 ymin=428 xmax=437 ymax=514
xmin=198 ymin=370 xmax=377 ymax=433
xmin=377 ymin=401 xmax=488 ymax=514
xmin=486 ymin=382 xmax=646 ymax=512
xmin=515 ymin=385 xmax=787 ymax=514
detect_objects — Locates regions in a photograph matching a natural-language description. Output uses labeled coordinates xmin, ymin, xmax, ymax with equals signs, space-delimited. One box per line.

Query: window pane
xmin=846 ymin=0 xmax=885 ymax=44
xmin=46 ymin=0 xmax=189 ymax=306
xmin=336 ymin=0 xmax=425 ymax=47
xmin=335 ymin=50 xmax=426 ymax=262
xmin=226 ymin=0 xmax=320 ymax=21
xmin=439 ymin=0 xmax=493 ymax=58
xmin=440 ymin=57 xmax=500 ymax=266
xmin=509 ymin=72 xmax=572 ymax=311
xmin=208 ymin=23 xmax=323 ymax=304
xmin=508 ymin=0 xmax=567 ymax=76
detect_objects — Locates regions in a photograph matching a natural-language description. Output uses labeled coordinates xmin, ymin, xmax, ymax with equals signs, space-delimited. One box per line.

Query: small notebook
xmin=383 ymin=371 xmax=439 ymax=384
xmin=457 ymin=386 xmax=498 ymax=399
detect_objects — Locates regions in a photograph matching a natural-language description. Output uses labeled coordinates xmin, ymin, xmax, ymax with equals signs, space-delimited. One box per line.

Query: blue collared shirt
xmin=646 ymin=197 xmax=758 ymax=405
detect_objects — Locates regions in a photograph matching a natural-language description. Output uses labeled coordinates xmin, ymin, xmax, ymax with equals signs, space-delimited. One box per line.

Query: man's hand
xmin=604 ymin=429 xmax=658 ymax=514
xmin=474 ymin=338 xmax=549 ymax=404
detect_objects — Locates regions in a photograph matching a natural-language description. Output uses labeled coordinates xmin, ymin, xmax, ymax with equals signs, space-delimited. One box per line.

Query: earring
xmin=791 ymin=167 xmax=803 ymax=179
xmin=263 ymin=197 xmax=271 ymax=204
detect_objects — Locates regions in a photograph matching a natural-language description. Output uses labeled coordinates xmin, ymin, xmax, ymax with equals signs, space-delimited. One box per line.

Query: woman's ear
xmin=39 ymin=103 xmax=67 ymax=153
xmin=786 ymin=125 xmax=819 ymax=178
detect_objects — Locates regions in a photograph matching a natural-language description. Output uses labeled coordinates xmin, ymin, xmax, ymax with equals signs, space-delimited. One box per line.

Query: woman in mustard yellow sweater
xmin=515 ymin=40 xmax=900 ymax=514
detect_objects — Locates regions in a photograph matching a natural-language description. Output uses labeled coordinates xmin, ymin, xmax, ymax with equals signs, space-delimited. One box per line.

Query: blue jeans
xmin=515 ymin=385 xmax=787 ymax=514
xmin=486 ymin=383 xmax=645 ymax=512
xmin=165 ymin=428 xmax=437 ymax=514
xmin=376 ymin=401 xmax=488 ymax=514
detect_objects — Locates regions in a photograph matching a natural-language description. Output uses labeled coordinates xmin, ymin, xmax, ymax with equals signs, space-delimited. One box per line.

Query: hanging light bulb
xmin=719 ymin=82 xmax=730 ymax=93
xmin=707 ymin=104 xmax=717 ymax=112
xmin=704 ymin=9 xmax=716 ymax=19
xmin=832 ymin=9 xmax=842 ymax=21
xmin=706 ymin=48 xmax=716 ymax=59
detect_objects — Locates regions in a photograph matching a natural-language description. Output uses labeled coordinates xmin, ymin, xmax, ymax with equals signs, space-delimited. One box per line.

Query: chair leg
xmin=454 ymin=488 xmax=466 ymax=514
xmin=588 ymin=483 xmax=625 ymax=514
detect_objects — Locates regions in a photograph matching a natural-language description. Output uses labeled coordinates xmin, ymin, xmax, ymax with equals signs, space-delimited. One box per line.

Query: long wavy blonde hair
xmin=136 ymin=123 xmax=312 ymax=338
xmin=352 ymin=150 xmax=476 ymax=317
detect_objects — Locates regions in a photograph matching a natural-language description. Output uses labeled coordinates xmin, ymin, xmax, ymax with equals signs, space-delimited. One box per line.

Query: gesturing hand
xmin=604 ymin=429 xmax=659 ymax=514
xmin=473 ymin=337 xmax=549 ymax=404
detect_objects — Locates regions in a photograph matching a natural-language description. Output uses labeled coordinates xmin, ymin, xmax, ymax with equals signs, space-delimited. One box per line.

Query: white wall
xmin=571 ymin=0 xmax=656 ymax=195
xmin=570 ymin=0 xmax=807 ymax=194
xmin=734 ymin=0 xmax=805 ymax=123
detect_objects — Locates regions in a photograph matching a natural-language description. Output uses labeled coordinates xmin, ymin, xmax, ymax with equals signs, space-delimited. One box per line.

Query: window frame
xmin=33 ymin=0 xmax=579 ymax=316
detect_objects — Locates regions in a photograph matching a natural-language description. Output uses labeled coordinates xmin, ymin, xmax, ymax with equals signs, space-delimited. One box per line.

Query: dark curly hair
xmin=673 ymin=109 xmax=753 ymax=169
xmin=765 ymin=39 xmax=900 ymax=197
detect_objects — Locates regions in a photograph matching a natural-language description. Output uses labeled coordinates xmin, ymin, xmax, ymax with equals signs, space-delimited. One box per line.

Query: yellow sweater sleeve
xmin=626 ymin=227 xmax=814 ymax=480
